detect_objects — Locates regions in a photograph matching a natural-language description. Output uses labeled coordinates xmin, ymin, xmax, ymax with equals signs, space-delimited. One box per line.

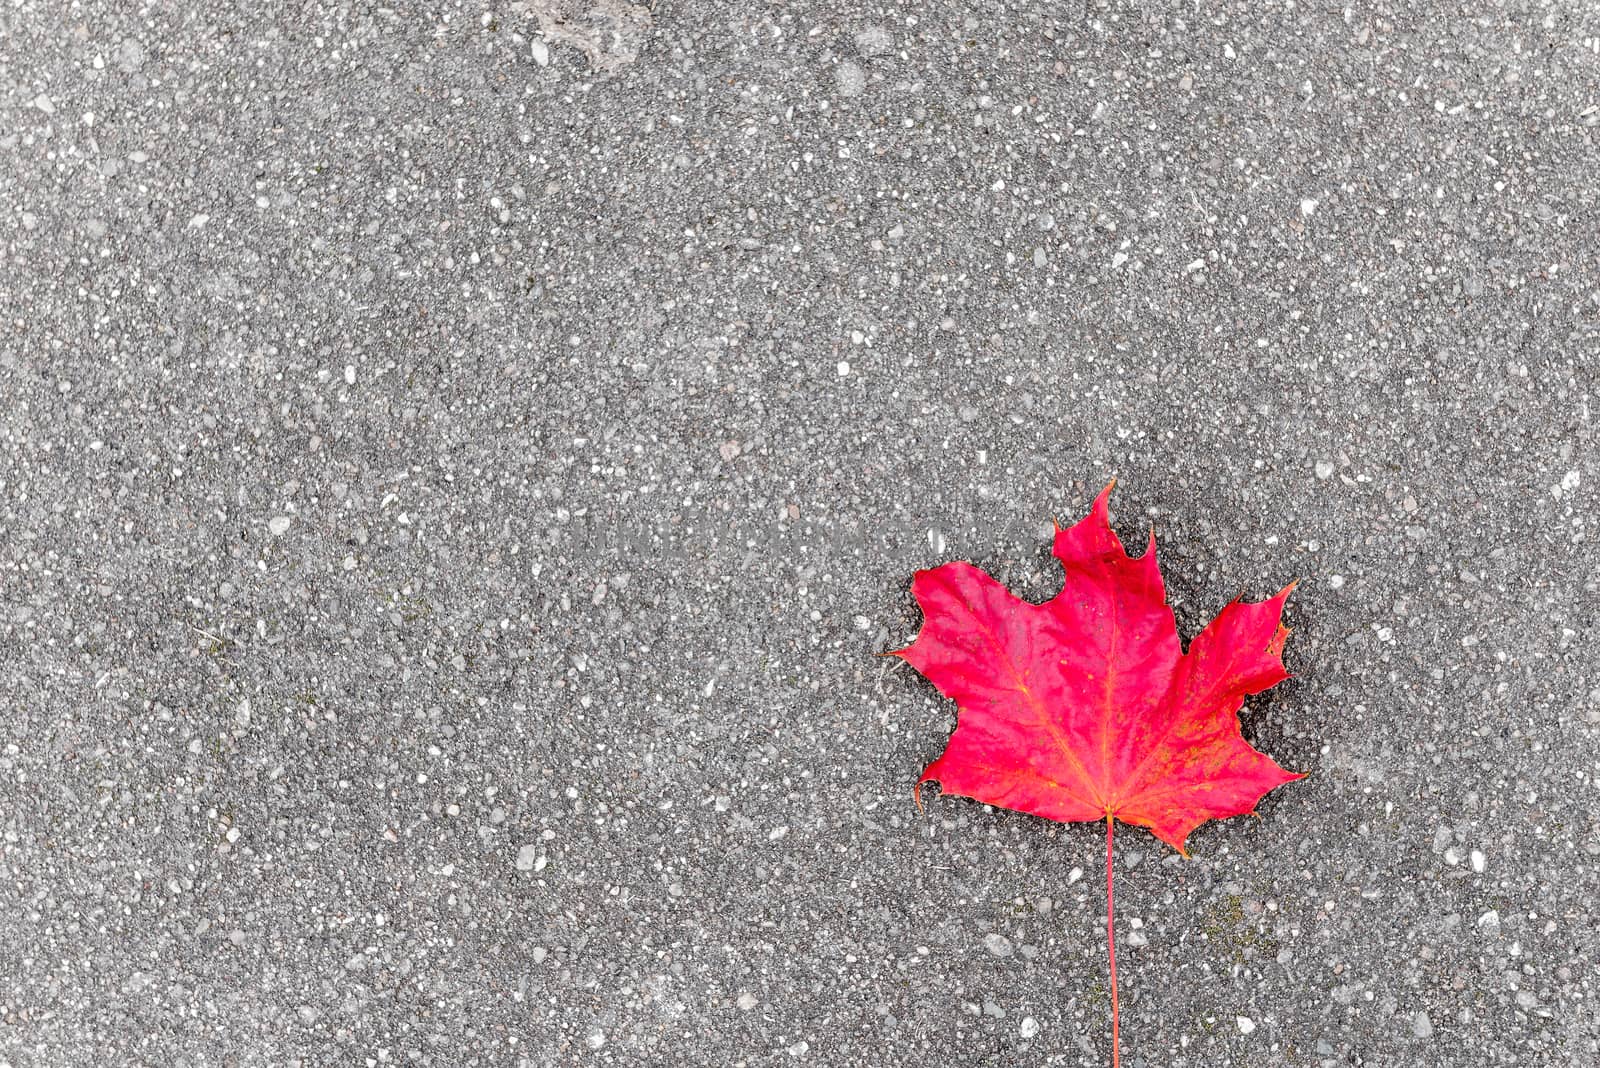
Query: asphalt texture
xmin=2 ymin=2 xmax=1598 ymax=1066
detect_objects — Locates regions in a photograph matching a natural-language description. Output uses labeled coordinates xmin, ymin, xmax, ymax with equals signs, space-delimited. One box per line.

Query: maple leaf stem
xmin=1106 ymin=812 xmax=1120 ymax=1068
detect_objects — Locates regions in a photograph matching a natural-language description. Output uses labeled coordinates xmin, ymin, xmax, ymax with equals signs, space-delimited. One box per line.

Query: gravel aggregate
xmin=2 ymin=1 xmax=1598 ymax=1066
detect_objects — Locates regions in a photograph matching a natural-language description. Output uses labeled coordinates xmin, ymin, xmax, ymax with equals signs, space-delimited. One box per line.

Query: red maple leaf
xmin=890 ymin=482 xmax=1303 ymax=1066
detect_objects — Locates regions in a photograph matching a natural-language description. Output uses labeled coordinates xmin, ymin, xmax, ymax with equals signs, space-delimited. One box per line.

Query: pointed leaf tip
xmin=1095 ymin=478 xmax=1116 ymax=513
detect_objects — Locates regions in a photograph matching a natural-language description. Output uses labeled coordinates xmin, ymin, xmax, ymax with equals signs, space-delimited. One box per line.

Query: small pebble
xmin=1413 ymin=1011 xmax=1433 ymax=1038
xmin=1315 ymin=461 xmax=1335 ymax=480
xmin=982 ymin=933 xmax=1013 ymax=957
xmin=267 ymin=516 xmax=292 ymax=536
xmin=1020 ymin=1016 xmax=1040 ymax=1039
xmin=515 ymin=844 xmax=539 ymax=871
xmin=835 ymin=61 xmax=867 ymax=98
xmin=117 ymin=38 xmax=146 ymax=72
xmin=1237 ymin=1015 xmax=1256 ymax=1034
xmin=854 ymin=26 xmax=893 ymax=58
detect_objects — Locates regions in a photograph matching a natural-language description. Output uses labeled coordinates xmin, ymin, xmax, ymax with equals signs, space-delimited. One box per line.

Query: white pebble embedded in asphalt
xmin=854 ymin=26 xmax=893 ymax=58
xmin=835 ymin=61 xmax=866 ymax=98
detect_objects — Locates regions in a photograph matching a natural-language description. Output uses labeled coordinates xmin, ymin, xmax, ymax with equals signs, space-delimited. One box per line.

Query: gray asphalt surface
xmin=3 ymin=2 xmax=1598 ymax=1066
